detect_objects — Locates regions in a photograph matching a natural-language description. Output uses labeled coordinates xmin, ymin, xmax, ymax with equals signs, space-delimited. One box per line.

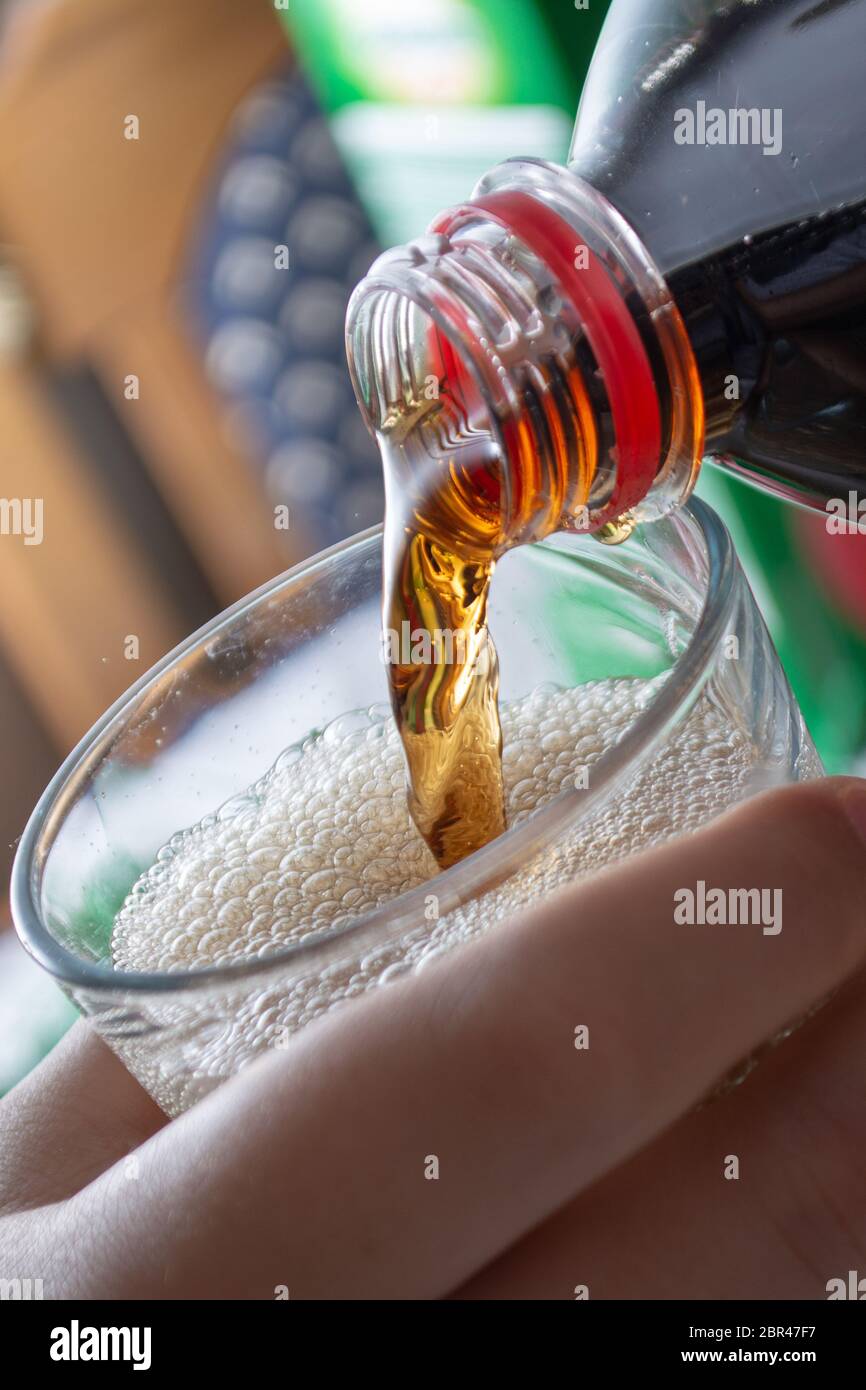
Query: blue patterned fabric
xmin=185 ymin=68 xmax=384 ymax=549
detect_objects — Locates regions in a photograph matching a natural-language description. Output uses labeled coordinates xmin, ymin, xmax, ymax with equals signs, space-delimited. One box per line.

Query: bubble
xmin=109 ymin=677 xmax=787 ymax=1113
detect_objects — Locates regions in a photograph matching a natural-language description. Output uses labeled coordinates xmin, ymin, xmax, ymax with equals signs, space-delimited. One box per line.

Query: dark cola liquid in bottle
xmin=346 ymin=0 xmax=866 ymax=867
xmin=570 ymin=0 xmax=866 ymax=506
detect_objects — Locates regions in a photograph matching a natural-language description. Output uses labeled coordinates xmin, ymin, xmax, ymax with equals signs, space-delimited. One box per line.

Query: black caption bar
xmin=4 ymin=1298 xmax=862 ymax=1375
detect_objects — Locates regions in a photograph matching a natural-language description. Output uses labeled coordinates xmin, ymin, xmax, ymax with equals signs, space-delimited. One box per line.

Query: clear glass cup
xmin=11 ymin=499 xmax=820 ymax=1115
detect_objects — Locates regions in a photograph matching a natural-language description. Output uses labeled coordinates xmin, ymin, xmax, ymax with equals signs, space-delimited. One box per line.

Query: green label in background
xmin=282 ymin=0 xmax=589 ymax=111
xmin=279 ymin=0 xmax=604 ymax=245
xmin=330 ymin=102 xmax=571 ymax=248
xmin=698 ymin=466 xmax=866 ymax=773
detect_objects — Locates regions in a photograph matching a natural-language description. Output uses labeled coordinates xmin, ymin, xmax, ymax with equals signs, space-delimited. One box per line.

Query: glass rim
xmin=10 ymin=496 xmax=736 ymax=997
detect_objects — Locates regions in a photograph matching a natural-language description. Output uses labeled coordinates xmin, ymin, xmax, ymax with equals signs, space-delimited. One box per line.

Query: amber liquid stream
xmin=379 ymin=345 xmax=598 ymax=868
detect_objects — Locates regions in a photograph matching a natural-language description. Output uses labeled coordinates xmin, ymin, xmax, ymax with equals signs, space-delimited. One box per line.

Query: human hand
xmin=3 ymin=777 xmax=866 ymax=1299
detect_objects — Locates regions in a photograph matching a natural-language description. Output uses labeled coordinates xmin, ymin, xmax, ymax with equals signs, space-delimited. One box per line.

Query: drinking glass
xmin=11 ymin=499 xmax=820 ymax=1114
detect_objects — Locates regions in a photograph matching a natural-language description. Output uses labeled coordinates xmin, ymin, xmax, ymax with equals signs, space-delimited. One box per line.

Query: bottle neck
xmin=346 ymin=160 xmax=704 ymax=541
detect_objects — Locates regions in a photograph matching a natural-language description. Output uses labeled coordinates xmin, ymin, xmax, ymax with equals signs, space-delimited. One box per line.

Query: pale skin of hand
xmin=2 ymin=778 xmax=866 ymax=1300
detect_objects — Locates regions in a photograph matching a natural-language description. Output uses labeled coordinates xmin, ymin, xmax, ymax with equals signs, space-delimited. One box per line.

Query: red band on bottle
xmin=432 ymin=191 xmax=662 ymax=525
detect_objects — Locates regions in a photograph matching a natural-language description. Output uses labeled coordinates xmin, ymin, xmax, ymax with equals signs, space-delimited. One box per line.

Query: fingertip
xmin=827 ymin=774 xmax=866 ymax=852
